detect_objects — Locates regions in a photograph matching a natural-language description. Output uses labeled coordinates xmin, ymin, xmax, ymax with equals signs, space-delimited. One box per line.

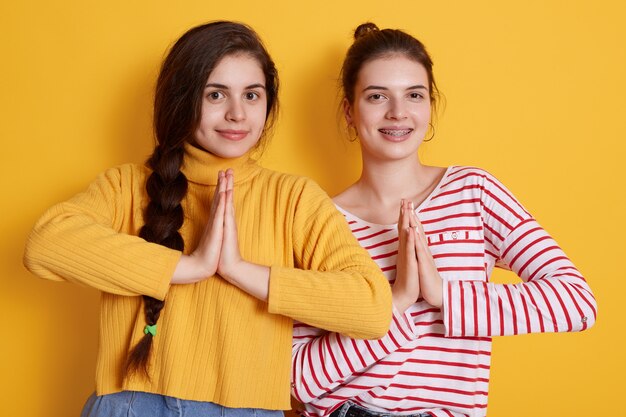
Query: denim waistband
xmin=329 ymin=402 xmax=430 ymax=417
xmin=81 ymin=391 xmax=285 ymax=417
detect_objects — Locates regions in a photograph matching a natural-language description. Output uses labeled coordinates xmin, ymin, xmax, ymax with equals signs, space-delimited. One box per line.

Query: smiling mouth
xmin=378 ymin=128 xmax=413 ymax=137
xmin=216 ymin=129 xmax=249 ymax=141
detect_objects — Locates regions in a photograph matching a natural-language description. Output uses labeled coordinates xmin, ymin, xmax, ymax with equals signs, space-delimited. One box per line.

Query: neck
xmin=181 ymin=143 xmax=260 ymax=185
xmin=356 ymin=152 xmax=430 ymax=206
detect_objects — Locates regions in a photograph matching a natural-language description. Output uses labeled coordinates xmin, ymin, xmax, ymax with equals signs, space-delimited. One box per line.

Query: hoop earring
xmin=348 ymin=125 xmax=358 ymax=142
xmin=423 ymin=122 xmax=435 ymax=142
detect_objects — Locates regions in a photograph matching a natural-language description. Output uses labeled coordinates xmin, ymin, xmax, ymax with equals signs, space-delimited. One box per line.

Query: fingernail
xmin=409 ymin=201 xmax=414 ymax=210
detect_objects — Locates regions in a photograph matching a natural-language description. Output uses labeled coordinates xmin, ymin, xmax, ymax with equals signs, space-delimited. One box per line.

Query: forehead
xmin=206 ymin=54 xmax=265 ymax=86
xmin=357 ymin=54 xmax=429 ymax=89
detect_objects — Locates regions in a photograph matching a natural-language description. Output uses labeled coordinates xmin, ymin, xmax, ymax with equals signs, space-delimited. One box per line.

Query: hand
xmin=171 ymin=170 xmax=227 ymax=284
xmin=217 ymin=169 xmax=245 ymax=280
xmin=410 ymin=210 xmax=443 ymax=308
xmin=216 ymin=170 xmax=270 ymax=300
xmin=392 ymin=199 xmax=421 ymax=314
xmin=172 ymin=169 xmax=270 ymax=299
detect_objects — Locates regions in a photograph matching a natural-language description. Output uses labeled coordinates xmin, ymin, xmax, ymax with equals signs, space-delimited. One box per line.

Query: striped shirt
xmin=292 ymin=166 xmax=597 ymax=417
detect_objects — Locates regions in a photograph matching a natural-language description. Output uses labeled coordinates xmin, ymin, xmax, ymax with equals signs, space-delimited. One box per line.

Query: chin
xmin=198 ymin=140 xmax=258 ymax=159
xmin=214 ymin=147 xmax=254 ymax=159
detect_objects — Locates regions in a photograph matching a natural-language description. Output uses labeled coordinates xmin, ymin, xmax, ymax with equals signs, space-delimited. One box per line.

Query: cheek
xmin=357 ymin=108 xmax=383 ymax=130
xmin=252 ymin=107 xmax=268 ymax=131
xmin=197 ymin=106 xmax=219 ymax=131
xmin=410 ymin=105 xmax=431 ymax=124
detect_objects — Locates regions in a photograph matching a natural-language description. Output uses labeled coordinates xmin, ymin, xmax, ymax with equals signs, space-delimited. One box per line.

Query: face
xmin=345 ymin=54 xmax=431 ymax=162
xmin=194 ymin=54 xmax=267 ymax=158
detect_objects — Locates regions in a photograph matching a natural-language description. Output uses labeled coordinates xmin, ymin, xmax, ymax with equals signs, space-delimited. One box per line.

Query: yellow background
xmin=1 ymin=1 xmax=624 ymax=416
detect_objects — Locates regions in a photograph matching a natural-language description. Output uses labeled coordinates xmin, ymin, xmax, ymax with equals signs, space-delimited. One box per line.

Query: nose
xmin=385 ymin=99 xmax=407 ymax=120
xmin=226 ymin=99 xmax=245 ymax=122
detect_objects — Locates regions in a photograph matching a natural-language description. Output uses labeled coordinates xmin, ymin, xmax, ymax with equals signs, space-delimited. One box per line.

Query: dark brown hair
xmin=341 ymin=22 xmax=439 ymax=115
xmin=125 ymin=21 xmax=279 ymax=378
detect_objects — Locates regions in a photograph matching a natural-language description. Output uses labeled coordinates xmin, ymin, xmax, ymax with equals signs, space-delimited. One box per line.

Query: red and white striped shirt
xmin=292 ymin=166 xmax=597 ymax=417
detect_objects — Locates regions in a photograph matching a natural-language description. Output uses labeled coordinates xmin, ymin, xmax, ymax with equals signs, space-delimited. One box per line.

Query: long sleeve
xmin=22 ymin=152 xmax=394 ymax=409
xmin=442 ymin=171 xmax=597 ymax=337
xmin=293 ymin=166 xmax=597 ymax=417
xmin=291 ymin=307 xmax=418 ymax=404
xmin=23 ymin=165 xmax=180 ymax=300
xmin=268 ymin=179 xmax=393 ymax=339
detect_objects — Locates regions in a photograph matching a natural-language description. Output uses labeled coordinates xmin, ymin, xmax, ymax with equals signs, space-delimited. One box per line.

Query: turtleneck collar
xmin=181 ymin=143 xmax=261 ymax=185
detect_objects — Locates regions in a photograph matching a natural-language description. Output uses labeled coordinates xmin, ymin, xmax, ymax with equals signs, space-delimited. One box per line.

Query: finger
xmin=226 ymin=169 xmax=234 ymax=206
xmin=408 ymin=202 xmax=417 ymax=228
xmin=212 ymin=188 xmax=226 ymax=230
xmin=405 ymin=226 xmax=417 ymax=259
xmin=413 ymin=226 xmax=426 ymax=266
xmin=413 ymin=221 xmax=434 ymax=268
xmin=210 ymin=171 xmax=224 ymax=213
xmin=397 ymin=199 xmax=405 ymax=234
xmin=414 ymin=218 xmax=429 ymax=247
xmin=401 ymin=200 xmax=410 ymax=230
xmin=218 ymin=170 xmax=227 ymax=194
xmin=207 ymin=190 xmax=226 ymax=250
xmin=225 ymin=168 xmax=234 ymax=191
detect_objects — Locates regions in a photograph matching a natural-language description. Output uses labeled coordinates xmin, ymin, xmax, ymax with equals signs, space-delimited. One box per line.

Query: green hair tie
xmin=144 ymin=324 xmax=157 ymax=337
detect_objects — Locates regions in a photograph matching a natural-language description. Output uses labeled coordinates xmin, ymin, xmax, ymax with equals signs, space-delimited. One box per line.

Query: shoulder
xmin=444 ymin=165 xmax=498 ymax=185
xmin=100 ymin=162 xmax=148 ymax=178
xmin=439 ymin=165 xmax=515 ymax=194
xmin=84 ymin=163 xmax=150 ymax=200
xmin=443 ymin=166 xmax=531 ymax=222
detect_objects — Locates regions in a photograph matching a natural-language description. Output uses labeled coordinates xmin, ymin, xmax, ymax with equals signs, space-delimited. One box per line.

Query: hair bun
xmin=354 ymin=22 xmax=379 ymax=40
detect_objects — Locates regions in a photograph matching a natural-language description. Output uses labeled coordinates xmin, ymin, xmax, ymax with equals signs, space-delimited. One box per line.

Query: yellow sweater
xmin=23 ymin=144 xmax=392 ymax=409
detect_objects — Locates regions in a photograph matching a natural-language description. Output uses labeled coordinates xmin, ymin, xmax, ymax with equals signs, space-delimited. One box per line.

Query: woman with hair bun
xmin=291 ymin=22 xmax=597 ymax=417
xmin=23 ymin=21 xmax=393 ymax=417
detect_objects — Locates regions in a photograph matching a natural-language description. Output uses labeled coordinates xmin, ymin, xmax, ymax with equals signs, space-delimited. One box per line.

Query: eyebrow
xmin=205 ymin=83 xmax=266 ymax=90
xmin=362 ymin=85 xmax=428 ymax=92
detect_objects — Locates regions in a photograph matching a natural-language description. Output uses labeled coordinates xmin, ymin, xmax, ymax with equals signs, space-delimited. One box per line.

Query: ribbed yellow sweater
xmin=23 ymin=144 xmax=392 ymax=409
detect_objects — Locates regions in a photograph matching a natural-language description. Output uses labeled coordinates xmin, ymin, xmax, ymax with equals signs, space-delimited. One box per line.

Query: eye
xmin=207 ymin=91 xmax=225 ymax=101
xmin=367 ymin=93 xmax=387 ymax=102
xmin=245 ymin=91 xmax=260 ymax=101
xmin=408 ymin=92 xmax=425 ymax=100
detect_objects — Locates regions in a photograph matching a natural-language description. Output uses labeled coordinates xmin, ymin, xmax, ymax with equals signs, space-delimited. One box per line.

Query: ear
xmin=342 ymin=98 xmax=354 ymax=127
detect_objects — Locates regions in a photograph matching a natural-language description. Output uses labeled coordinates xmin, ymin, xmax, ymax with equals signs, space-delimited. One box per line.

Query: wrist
xmin=218 ymin=258 xmax=247 ymax=283
xmin=218 ymin=260 xmax=270 ymax=301
xmin=172 ymin=254 xmax=215 ymax=284
xmin=392 ymin=290 xmax=415 ymax=314
xmin=424 ymin=275 xmax=444 ymax=307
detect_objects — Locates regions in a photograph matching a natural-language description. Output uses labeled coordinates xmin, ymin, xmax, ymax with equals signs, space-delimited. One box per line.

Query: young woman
xmin=23 ymin=21 xmax=393 ymax=417
xmin=291 ymin=23 xmax=597 ymax=417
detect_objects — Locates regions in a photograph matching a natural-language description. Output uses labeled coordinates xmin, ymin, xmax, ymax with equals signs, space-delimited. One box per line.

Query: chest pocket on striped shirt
xmin=427 ymin=230 xmax=482 ymax=244
xmin=427 ymin=230 xmax=487 ymax=281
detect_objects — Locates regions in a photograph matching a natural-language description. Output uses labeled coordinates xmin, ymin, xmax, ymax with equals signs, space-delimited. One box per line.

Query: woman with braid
xmin=291 ymin=23 xmax=597 ymax=417
xmin=23 ymin=21 xmax=392 ymax=417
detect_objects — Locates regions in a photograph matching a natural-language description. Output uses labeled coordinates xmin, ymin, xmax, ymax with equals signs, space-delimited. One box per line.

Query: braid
xmin=125 ymin=144 xmax=187 ymax=378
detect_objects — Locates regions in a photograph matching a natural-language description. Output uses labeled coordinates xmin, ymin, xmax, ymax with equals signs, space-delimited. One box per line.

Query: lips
xmin=378 ymin=128 xmax=413 ymax=137
xmin=215 ymin=129 xmax=249 ymax=141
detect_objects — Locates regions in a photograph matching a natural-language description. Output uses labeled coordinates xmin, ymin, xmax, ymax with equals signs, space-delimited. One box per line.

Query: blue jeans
xmin=80 ymin=391 xmax=285 ymax=417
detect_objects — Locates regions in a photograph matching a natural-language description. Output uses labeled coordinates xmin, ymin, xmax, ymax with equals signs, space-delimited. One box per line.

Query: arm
xmin=269 ymin=179 xmax=393 ymax=339
xmin=291 ymin=308 xmax=418 ymax=404
xmin=23 ymin=165 xmax=180 ymax=300
xmin=442 ymin=172 xmax=597 ymax=337
xmin=291 ymin=200 xmax=424 ymax=403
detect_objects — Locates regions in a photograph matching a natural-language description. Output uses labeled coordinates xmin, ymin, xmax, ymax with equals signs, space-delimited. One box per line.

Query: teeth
xmin=379 ymin=129 xmax=412 ymax=136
